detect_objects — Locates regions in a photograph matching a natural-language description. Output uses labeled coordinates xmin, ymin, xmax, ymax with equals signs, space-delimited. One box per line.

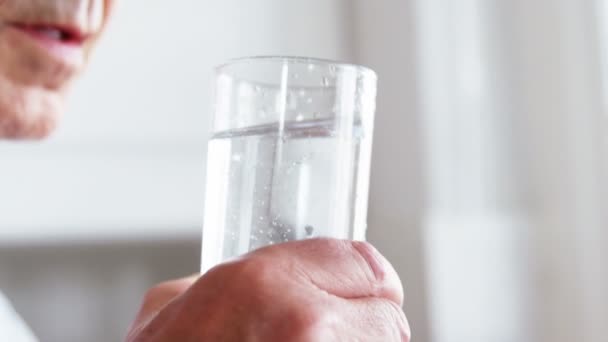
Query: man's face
xmin=0 ymin=0 xmax=113 ymax=138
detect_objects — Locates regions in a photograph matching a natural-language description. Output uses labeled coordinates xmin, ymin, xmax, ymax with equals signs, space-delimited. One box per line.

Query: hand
xmin=126 ymin=238 xmax=410 ymax=341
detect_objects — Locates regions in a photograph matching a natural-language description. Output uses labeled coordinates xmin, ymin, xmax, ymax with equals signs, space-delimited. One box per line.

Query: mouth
xmin=4 ymin=21 xmax=90 ymax=69
xmin=8 ymin=22 xmax=88 ymax=45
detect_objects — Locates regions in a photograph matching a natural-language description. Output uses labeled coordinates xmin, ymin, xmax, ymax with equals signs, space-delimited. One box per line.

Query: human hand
xmin=126 ymin=238 xmax=410 ymax=341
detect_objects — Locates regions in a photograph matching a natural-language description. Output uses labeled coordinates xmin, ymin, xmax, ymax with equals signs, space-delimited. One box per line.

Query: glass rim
xmin=215 ymin=55 xmax=378 ymax=80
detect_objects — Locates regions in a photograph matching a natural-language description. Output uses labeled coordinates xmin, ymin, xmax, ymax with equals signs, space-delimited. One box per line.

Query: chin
xmin=0 ymin=88 xmax=64 ymax=139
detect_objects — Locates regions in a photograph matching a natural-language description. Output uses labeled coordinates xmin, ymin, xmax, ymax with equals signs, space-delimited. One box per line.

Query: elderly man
xmin=0 ymin=0 xmax=410 ymax=341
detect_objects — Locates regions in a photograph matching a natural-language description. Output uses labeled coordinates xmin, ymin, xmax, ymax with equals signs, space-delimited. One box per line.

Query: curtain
xmin=357 ymin=0 xmax=608 ymax=341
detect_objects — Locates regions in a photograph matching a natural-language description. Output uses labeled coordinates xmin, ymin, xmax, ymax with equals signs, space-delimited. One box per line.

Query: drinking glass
xmin=201 ymin=56 xmax=377 ymax=272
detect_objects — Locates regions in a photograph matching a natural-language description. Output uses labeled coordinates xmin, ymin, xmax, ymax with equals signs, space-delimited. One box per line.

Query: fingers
xmin=251 ymin=238 xmax=404 ymax=305
xmin=126 ymin=275 xmax=199 ymax=341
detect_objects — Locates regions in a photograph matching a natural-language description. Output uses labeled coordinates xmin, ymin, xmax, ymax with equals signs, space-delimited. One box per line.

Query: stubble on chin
xmin=0 ymin=76 xmax=64 ymax=139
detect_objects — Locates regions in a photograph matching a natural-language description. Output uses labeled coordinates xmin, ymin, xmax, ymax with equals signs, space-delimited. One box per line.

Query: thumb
xmin=252 ymin=239 xmax=404 ymax=305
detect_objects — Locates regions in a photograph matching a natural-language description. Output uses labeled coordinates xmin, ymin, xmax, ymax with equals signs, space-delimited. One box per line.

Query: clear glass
xmin=201 ymin=56 xmax=377 ymax=272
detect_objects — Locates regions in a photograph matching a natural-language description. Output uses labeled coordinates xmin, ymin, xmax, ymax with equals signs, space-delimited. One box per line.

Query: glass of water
xmin=201 ymin=56 xmax=377 ymax=272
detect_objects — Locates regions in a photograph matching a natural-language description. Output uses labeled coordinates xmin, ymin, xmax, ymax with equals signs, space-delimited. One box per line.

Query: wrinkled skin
xmin=0 ymin=0 xmax=113 ymax=138
xmin=127 ymin=239 xmax=410 ymax=342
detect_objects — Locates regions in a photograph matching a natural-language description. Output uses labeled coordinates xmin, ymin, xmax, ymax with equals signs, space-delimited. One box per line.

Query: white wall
xmin=353 ymin=1 xmax=431 ymax=341
xmin=415 ymin=0 xmax=608 ymax=341
xmin=506 ymin=1 xmax=608 ymax=340
xmin=414 ymin=1 xmax=532 ymax=341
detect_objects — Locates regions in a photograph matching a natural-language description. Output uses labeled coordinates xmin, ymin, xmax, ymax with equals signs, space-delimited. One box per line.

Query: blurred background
xmin=1 ymin=0 xmax=607 ymax=341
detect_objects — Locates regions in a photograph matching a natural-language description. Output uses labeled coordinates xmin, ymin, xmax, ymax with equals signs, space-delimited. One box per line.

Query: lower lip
xmin=5 ymin=24 xmax=84 ymax=66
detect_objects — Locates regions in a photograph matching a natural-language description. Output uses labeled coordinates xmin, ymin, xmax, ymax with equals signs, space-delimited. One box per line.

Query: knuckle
xmin=283 ymin=304 xmax=335 ymax=341
xmin=237 ymin=256 xmax=276 ymax=289
xmin=210 ymin=255 xmax=278 ymax=294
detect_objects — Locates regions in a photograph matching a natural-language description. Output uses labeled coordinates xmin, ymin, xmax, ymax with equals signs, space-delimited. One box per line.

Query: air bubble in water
xmin=322 ymin=77 xmax=329 ymax=87
xmin=306 ymin=97 xmax=313 ymax=104
xmin=307 ymin=64 xmax=316 ymax=72
xmin=329 ymin=65 xmax=337 ymax=75
xmin=296 ymin=114 xmax=305 ymax=122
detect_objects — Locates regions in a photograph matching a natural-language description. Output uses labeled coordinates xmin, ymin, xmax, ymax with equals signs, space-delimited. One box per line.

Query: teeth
xmin=35 ymin=28 xmax=63 ymax=40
